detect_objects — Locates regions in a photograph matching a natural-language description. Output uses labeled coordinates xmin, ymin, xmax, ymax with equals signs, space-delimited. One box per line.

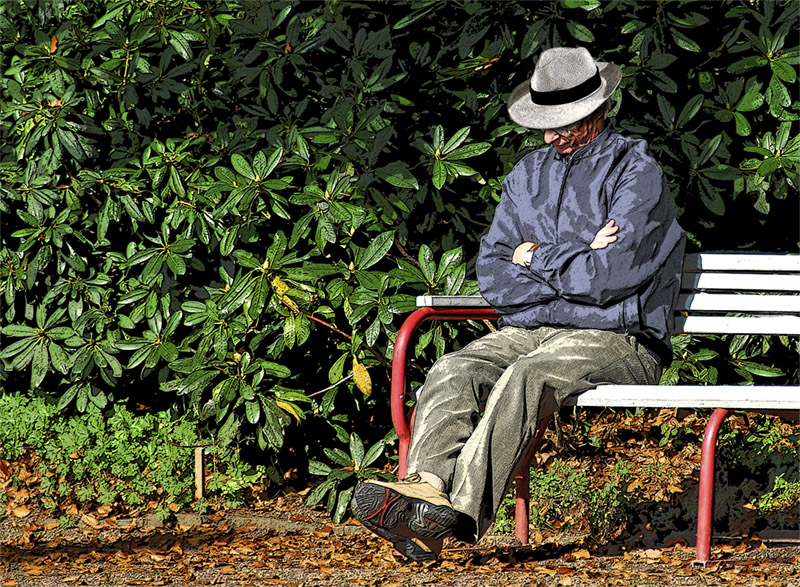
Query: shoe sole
xmin=359 ymin=518 xmax=437 ymax=563
xmin=351 ymin=481 xmax=457 ymax=562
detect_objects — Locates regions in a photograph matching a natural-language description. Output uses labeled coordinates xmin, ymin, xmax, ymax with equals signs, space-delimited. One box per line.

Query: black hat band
xmin=529 ymin=67 xmax=602 ymax=106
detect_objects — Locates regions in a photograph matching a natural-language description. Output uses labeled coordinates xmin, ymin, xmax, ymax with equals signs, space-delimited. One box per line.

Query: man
xmin=351 ymin=47 xmax=685 ymax=562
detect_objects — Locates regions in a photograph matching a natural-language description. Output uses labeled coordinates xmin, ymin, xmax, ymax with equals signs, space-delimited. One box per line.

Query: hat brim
xmin=506 ymin=62 xmax=622 ymax=130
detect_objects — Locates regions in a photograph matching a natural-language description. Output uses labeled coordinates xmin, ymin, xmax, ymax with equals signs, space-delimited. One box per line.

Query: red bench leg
xmin=392 ymin=307 xmax=497 ymax=479
xmin=515 ymin=415 xmax=552 ymax=545
xmin=695 ymin=407 xmax=730 ymax=565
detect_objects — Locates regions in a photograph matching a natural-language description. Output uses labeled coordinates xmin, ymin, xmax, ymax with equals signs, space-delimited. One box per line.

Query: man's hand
xmin=590 ymin=220 xmax=619 ymax=250
xmin=513 ymin=242 xmax=537 ymax=266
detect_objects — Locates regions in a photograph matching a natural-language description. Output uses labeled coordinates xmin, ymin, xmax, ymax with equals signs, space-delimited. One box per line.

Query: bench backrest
xmin=416 ymin=253 xmax=800 ymax=336
xmin=678 ymin=253 xmax=800 ymax=335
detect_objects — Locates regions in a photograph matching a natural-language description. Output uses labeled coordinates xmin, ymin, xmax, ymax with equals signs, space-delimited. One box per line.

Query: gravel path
xmin=1 ymin=505 xmax=798 ymax=586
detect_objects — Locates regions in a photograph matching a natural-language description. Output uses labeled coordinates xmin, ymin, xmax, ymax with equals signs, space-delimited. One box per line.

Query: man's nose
xmin=543 ymin=129 xmax=559 ymax=144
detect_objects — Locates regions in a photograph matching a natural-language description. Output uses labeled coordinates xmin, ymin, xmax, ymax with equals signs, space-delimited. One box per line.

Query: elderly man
xmin=351 ymin=47 xmax=685 ymax=562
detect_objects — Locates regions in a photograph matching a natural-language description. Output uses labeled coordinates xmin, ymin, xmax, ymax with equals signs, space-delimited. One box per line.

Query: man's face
xmin=543 ymin=127 xmax=571 ymax=148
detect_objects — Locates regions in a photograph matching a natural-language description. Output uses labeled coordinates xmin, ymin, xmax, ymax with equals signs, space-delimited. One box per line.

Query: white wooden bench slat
xmin=683 ymin=253 xmax=800 ymax=272
xmin=676 ymin=315 xmax=800 ymax=335
xmin=681 ymin=272 xmax=800 ymax=292
xmin=566 ymin=386 xmax=800 ymax=409
xmin=676 ymin=293 xmax=800 ymax=313
xmin=416 ymin=295 xmax=489 ymax=307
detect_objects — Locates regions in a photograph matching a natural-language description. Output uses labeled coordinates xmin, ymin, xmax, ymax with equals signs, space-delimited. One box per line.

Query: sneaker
xmin=351 ymin=473 xmax=457 ymax=562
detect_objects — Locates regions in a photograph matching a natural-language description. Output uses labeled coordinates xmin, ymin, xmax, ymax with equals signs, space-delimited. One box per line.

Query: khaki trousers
xmin=406 ymin=326 xmax=661 ymax=542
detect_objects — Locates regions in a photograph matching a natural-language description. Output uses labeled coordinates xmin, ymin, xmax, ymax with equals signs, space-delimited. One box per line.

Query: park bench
xmin=389 ymin=252 xmax=800 ymax=565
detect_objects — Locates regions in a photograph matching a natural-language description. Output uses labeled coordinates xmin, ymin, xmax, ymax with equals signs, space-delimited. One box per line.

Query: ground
xmin=1 ymin=409 xmax=798 ymax=586
xmin=1 ymin=492 xmax=798 ymax=587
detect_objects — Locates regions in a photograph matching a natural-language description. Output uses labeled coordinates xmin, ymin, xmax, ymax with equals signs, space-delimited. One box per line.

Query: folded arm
xmin=476 ymin=195 xmax=558 ymax=313
xmin=527 ymin=159 xmax=679 ymax=306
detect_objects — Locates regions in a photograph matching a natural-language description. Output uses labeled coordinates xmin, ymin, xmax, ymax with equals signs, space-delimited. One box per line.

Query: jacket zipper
xmin=555 ymin=155 xmax=574 ymax=236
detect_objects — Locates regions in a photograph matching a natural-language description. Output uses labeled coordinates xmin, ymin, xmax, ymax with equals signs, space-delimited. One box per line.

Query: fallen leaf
xmin=11 ymin=505 xmax=31 ymax=518
xmin=81 ymin=514 xmax=101 ymax=528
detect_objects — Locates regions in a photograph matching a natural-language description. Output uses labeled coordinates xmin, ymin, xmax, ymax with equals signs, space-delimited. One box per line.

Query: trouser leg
xmin=406 ymin=327 xmax=549 ymax=488
xmin=449 ymin=327 xmax=660 ymax=542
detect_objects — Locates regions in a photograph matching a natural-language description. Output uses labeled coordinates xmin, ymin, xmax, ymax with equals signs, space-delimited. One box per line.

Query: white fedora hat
xmin=507 ymin=47 xmax=622 ymax=130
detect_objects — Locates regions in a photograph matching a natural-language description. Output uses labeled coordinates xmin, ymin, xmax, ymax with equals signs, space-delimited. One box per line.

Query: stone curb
xmin=18 ymin=513 xmax=367 ymax=537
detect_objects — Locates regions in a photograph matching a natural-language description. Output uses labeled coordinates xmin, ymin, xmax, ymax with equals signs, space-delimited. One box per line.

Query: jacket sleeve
xmin=476 ymin=188 xmax=558 ymax=314
xmin=527 ymin=149 xmax=682 ymax=306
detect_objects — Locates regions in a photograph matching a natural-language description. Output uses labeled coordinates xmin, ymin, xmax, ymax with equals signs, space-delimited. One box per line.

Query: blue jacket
xmin=477 ymin=126 xmax=685 ymax=364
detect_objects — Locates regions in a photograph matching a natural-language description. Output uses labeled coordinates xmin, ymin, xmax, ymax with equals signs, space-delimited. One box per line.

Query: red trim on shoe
xmin=366 ymin=488 xmax=402 ymax=527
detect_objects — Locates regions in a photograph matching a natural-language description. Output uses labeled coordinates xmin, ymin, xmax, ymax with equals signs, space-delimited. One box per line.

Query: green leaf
xmin=418 ymin=245 xmax=436 ymax=284
xmin=771 ymin=59 xmax=797 ymax=83
xmin=432 ymin=125 xmax=444 ymax=151
xmin=357 ymin=231 xmax=394 ymax=270
xmin=92 ymin=4 xmax=126 ymax=28
xmin=676 ymin=95 xmax=704 ymax=127
xmin=333 ymin=486 xmax=354 ymax=524
xmin=0 ymin=338 xmax=36 ymax=360
xmin=698 ymin=134 xmax=723 ymax=165
xmin=736 ymin=91 xmax=765 ymax=112
xmin=738 ymin=361 xmax=784 ymax=377
xmin=231 ymin=154 xmax=255 ymax=181
xmin=657 ymin=94 xmax=675 ymax=126
xmin=57 ymin=384 xmax=80 ymax=410
xmin=56 ymin=128 xmax=87 ymax=161
xmin=261 ymin=400 xmax=285 ymax=449
xmin=563 ymin=0 xmax=601 ymax=10
xmin=48 ymin=343 xmax=71 ymax=373
xmin=308 ymin=460 xmax=332 ymax=476
xmin=304 ymin=479 xmax=334 ymax=508
xmin=245 ymin=400 xmax=261 ymax=424
xmin=376 ymin=162 xmax=418 ymax=189
xmin=2 ymin=324 xmax=36 ymax=337
xmin=700 ymin=164 xmax=740 ymax=181
xmin=566 ymin=21 xmax=594 ymax=43
xmin=671 ymin=29 xmax=701 ymax=52
xmin=432 ymin=158 xmax=446 ymax=189
xmin=264 ymin=147 xmax=284 ymax=178
xmin=362 ymin=440 xmax=385 ymax=468
xmin=31 ymin=343 xmax=49 ymax=388
xmin=757 ymin=157 xmax=781 ymax=177
xmin=169 ymin=31 xmax=192 ymax=61
xmin=323 ymin=447 xmax=352 ymax=468
xmin=437 ymin=247 xmax=463 ymax=278
xmin=176 ymin=369 xmax=218 ymax=397
xmin=328 ymin=353 xmax=348 ymax=384
xmin=441 ymin=127 xmax=470 ymax=155
xmin=728 ymin=56 xmax=768 ymax=74
xmin=444 ymin=142 xmax=491 ymax=160
xmin=349 ymin=432 xmax=365 ymax=467
xmin=393 ymin=3 xmax=436 ymax=30
xmin=698 ymin=177 xmax=726 ymax=216
xmin=733 ymin=112 xmax=751 ymax=136
xmin=698 ymin=71 xmax=715 ymax=92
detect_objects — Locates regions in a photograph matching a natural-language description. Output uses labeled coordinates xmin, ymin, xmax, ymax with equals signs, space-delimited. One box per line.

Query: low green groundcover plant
xmin=0 ymin=393 xmax=273 ymax=518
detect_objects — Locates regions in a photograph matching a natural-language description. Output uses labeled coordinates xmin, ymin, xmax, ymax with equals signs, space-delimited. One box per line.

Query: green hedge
xmin=1 ymin=0 xmax=798 ymax=481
